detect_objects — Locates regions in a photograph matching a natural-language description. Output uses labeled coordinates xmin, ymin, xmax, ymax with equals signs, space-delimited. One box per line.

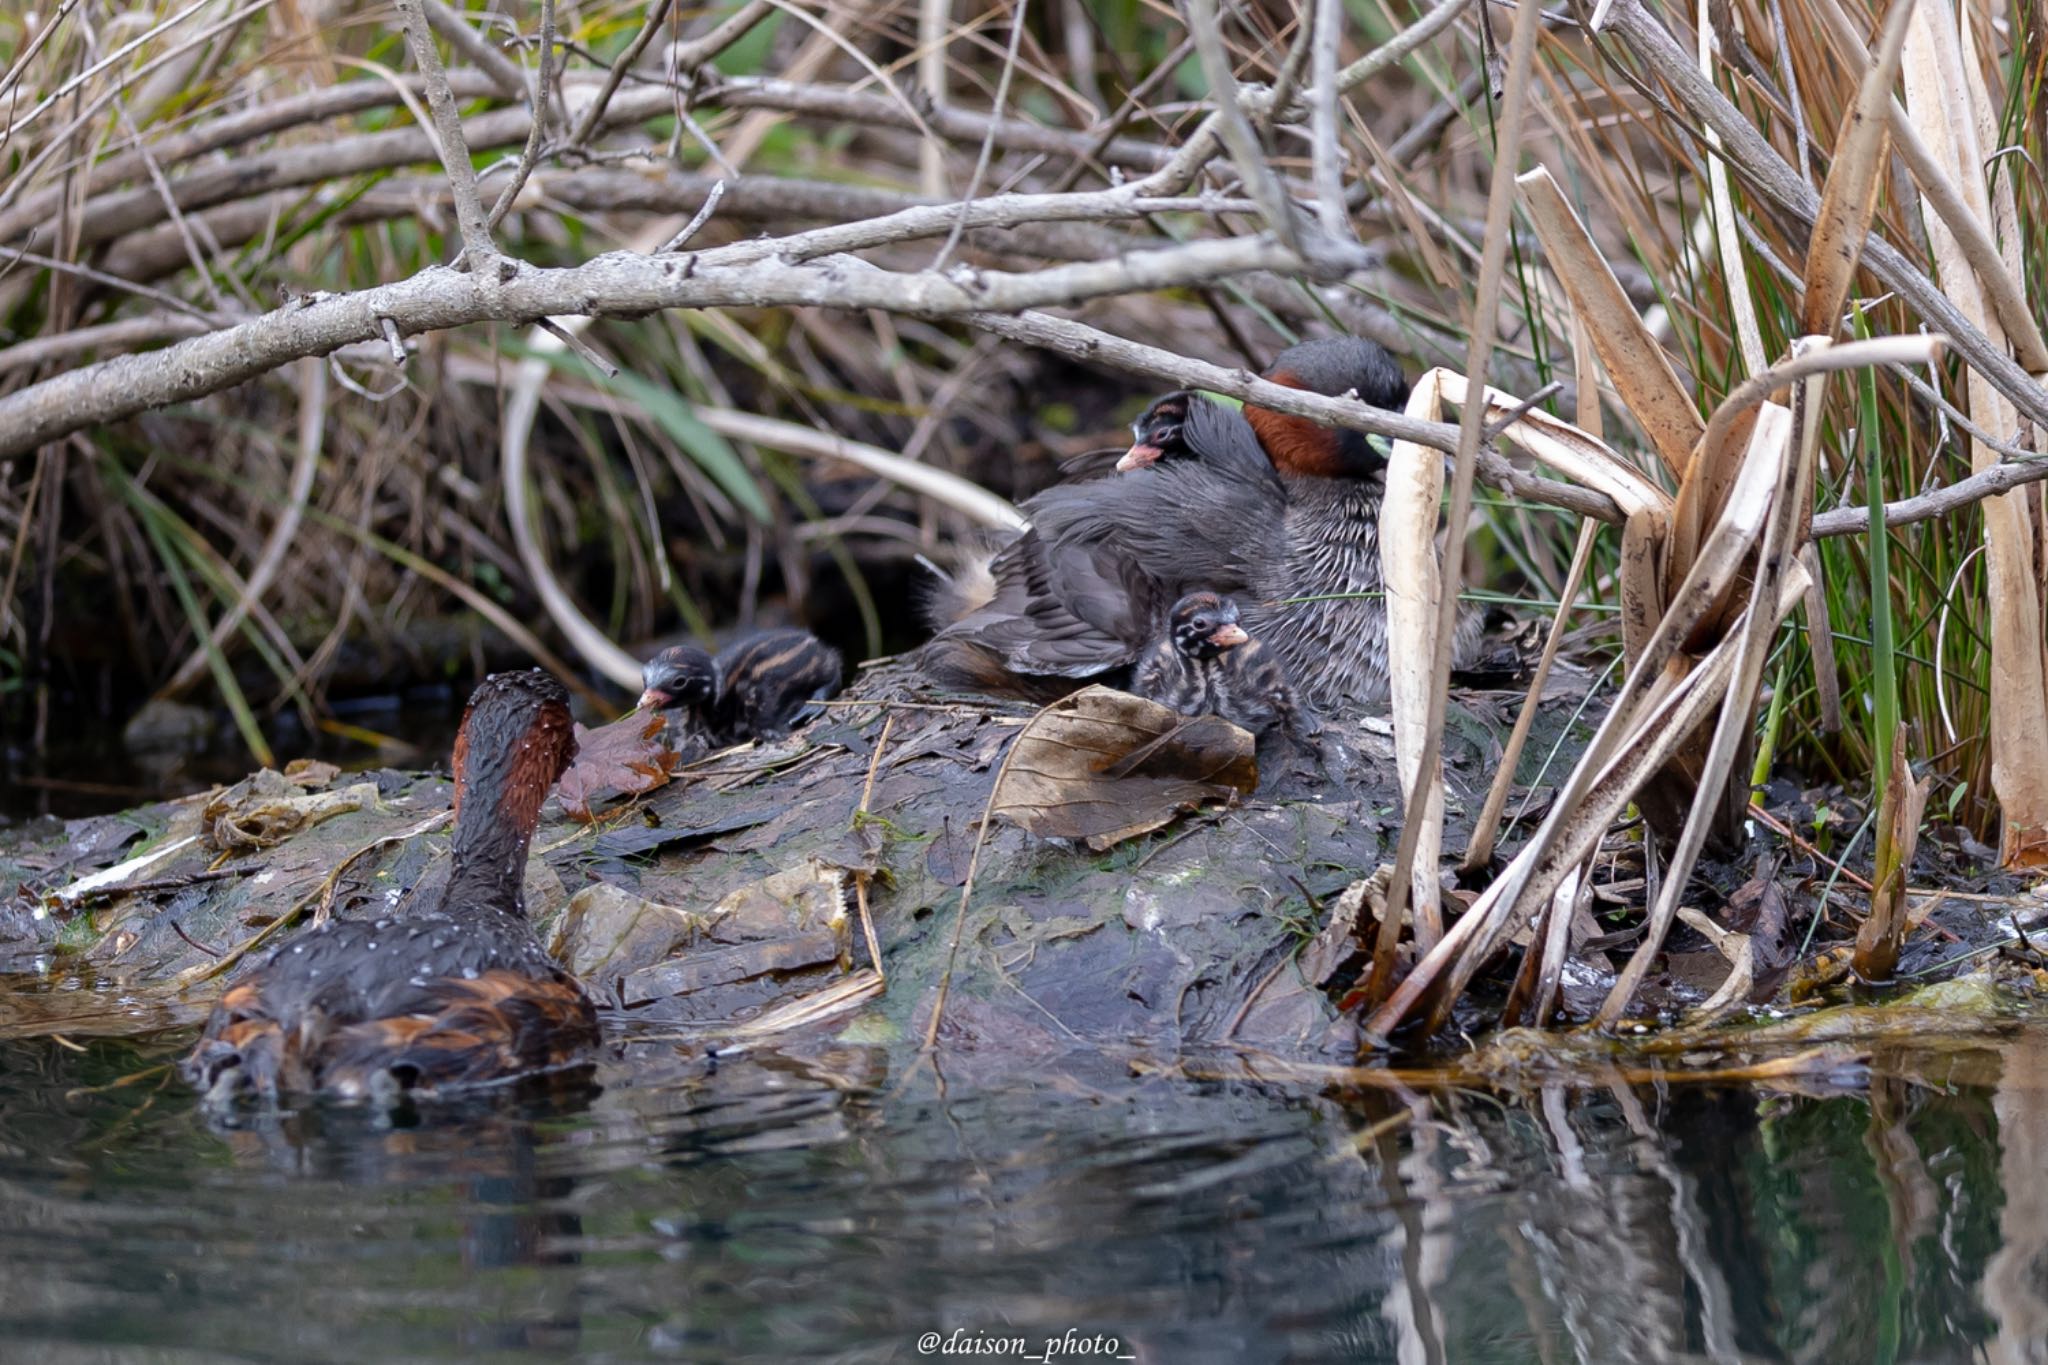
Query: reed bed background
xmin=0 ymin=0 xmax=2040 ymax=871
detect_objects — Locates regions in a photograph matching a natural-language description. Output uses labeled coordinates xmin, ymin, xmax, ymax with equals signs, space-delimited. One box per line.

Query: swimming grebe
xmin=183 ymin=669 xmax=597 ymax=1103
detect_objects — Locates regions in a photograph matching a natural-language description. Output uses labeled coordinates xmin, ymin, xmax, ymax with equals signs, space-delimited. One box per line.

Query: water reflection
xmin=3 ymin=1026 xmax=2048 ymax=1362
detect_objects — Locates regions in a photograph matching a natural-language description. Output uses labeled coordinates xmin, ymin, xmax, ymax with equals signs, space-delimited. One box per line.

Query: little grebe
xmin=1130 ymin=591 xmax=1301 ymax=738
xmin=640 ymin=628 xmax=842 ymax=747
xmin=183 ymin=669 xmax=598 ymax=1103
xmin=925 ymin=335 xmax=1430 ymax=710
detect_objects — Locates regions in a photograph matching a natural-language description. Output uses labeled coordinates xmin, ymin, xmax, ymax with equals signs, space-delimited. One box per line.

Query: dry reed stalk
xmin=1902 ymin=0 xmax=2048 ymax=866
xmin=1361 ymin=0 xmax=1545 ymax=1004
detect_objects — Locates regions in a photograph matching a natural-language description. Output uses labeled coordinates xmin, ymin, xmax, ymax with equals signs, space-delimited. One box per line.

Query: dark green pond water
xmin=3 ymin=1017 xmax=2044 ymax=1363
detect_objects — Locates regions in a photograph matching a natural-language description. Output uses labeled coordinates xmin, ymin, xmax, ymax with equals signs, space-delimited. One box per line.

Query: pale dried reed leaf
xmin=1421 ymin=369 xmax=1669 ymax=516
xmin=1672 ymin=335 xmax=1943 ymax=593
xmin=1810 ymin=0 xmax=2048 ymax=370
xmin=1604 ymin=370 xmax=1827 ymax=1024
xmin=1392 ymin=612 xmax=1751 ymax=1036
xmin=1619 ymin=507 xmax=1665 ymax=669
xmin=1383 ymin=367 xmax=1451 ymax=940
xmin=1799 ymin=0 xmax=1916 ymax=339
xmin=1462 ymin=316 xmax=1612 ymax=875
xmin=1696 ymin=0 xmax=1765 ymax=375
xmin=1903 ymin=2 xmax=2048 ymax=863
xmin=1676 ymin=906 xmax=1754 ymax=1023
xmin=1665 ymin=404 xmax=1756 ymax=597
xmin=1374 ymin=548 xmax=1814 ymax=1039
xmin=1419 ymin=405 xmax=1797 ymax=1032
xmin=1517 ymin=166 xmax=1704 ymax=481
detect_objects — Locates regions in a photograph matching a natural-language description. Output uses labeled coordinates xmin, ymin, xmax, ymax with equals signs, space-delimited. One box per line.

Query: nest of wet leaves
xmin=1 ymin=660 xmax=2044 ymax=1067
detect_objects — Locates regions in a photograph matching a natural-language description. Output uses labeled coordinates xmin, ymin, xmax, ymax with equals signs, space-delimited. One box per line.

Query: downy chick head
xmin=639 ymin=645 xmax=720 ymax=713
xmin=1118 ymin=391 xmax=1198 ymax=471
xmin=1167 ymin=591 xmax=1251 ymax=662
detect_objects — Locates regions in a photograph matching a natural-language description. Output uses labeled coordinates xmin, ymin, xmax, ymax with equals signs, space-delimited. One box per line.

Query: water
xmin=3 ymin=1017 xmax=2045 ymax=1363
xmin=0 ymin=689 xmax=468 ymax=823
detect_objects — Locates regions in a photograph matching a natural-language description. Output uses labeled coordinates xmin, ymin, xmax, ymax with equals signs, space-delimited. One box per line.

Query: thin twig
xmin=537 ymin=316 xmax=618 ymax=376
xmin=656 ymin=178 xmax=726 ymax=252
xmin=393 ymin=0 xmax=497 ymax=267
xmin=1745 ymin=802 xmax=1876 ymax=894
xmin=485 ymin=0 xmax=556 ymax=231
xmin=932 ymin=0 xmax=1031 ymax=271
xmin=169 ymin=920 xmax=224 ymax=958
xmin=568 ymin=0 xmax=676 ymax=148
xmin=1183 ymin=0 xmax=1307 ymax=255
xmin=421 ymin=0 xmax=526 ymax=98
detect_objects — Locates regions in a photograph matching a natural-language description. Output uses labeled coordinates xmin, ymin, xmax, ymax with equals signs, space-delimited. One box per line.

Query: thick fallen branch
xmin=0 ymin=235 xmax=1323 ymax=461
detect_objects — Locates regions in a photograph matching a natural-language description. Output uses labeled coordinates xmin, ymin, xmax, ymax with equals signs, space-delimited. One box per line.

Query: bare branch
xmin=567 ymin=0 xmax=677 ymax=149
xmin=1310 ymin=0 xmax=1354 ymax=241
xmin=1183 ymin=0 xmax=1305 ymax=253
xmin=1338 ymin=0 xmax=1475 ymax=91
xmin=0 ymin=71 xmax=506 ymax=251
xmin=422 ymin=0 xmax=525 ymax=98
xmin=485 ymin=0 xmax=557 ymax=231
xmin=1812 ymin=457 xmax=2048 ymax=538
xmin=394 ymin=0 xmax=498 ymax=267
xmin=932 ymin=0 xmax=1030 ymax=271
xmin=0 ymin=313 xmax=211 ymax=376
xmin=0 ymin=235 xmax=1313 ymax=461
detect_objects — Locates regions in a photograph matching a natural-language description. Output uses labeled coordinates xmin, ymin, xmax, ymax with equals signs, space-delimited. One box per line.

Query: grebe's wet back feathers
xmin=184 ymin=670 xmax=598 ymax=1103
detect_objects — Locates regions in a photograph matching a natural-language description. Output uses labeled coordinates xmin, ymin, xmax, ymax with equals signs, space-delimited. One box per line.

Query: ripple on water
xmin=0 ymin=1003 xmax=2043 ymax=1362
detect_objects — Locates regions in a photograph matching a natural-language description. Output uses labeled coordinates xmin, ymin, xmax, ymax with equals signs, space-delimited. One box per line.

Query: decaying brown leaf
xmin=281 ymin=758 xmax=341 ymax=789
xmin=550 ymin=859 xmax=854 ymax=1009
xmin=556 ymin=710 xmax=684 ymax=823
xmin=1300 ymin=871 xmax=1388 ymax=988
xmin=203 ymin=769 xmax=379 ymax=853
xmin=991 ymin=685 xmax=1257 ymax=851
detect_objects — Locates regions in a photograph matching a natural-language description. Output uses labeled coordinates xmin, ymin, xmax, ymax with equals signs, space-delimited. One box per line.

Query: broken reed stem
xmin=853 ymin=712 xmax=895 ymax=982
xmin=1363 ymin=0 xmax=1543 ymax=1008
xmin=1462 ymin=516 xmax=1601 ymax=872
